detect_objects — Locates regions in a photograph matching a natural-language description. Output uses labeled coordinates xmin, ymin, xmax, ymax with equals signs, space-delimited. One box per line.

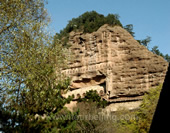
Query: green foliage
xmin=77 ymin=90 xmax=108 ymax=108
xmin=0 ymin=0 xmax=77 ymax=132
xmin=116 ymin=85 xmax=162 ymax=133
xmin=62 ymin=11 xmax=122 ymax=33
xmin=124 ymin=24 xmax=135 ymax=37
xmin=151 ymin=46 xmax=170 ymax=62
xmin=135 ymin=85 xmax=162 ymax=132
xmin=137 ymin=37 xmax=170 ymax=62
xmin=151 ymin=46 xmax=163 ymax=56
xmin=73 ymin=85 xmax=162 ymax=133
xmin=164 ymin=54 xmax=170 ymax=62
xmin=41 ymin=108 xmax=78 ymax=133
xmin=56 ymin=11 xmax=122 ymax=46
xmin=73 ymin=90 xmax=109 ymax=132
xmin=137 ymin=36 xmax=151 ymax=48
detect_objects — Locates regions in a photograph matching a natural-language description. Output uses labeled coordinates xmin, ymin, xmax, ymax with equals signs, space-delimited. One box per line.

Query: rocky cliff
xmin=62 ymin=24 xmax=168 ymax=110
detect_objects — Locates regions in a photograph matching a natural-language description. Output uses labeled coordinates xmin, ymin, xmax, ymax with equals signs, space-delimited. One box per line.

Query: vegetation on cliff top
xmin=55 ymin=11 xmax=150 ymax=47
xmin=60 ymin=11 xmax=122 ymax=34
xmin=55 ymin=11 xmax=123 ymax=46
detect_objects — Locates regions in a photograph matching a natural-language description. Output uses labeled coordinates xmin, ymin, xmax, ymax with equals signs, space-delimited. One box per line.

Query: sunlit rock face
xmin=62 ymin=24 xmax=168 ymax=105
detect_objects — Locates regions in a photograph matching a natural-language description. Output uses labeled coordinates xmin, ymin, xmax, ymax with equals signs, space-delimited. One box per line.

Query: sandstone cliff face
xmin=62 ymin=24 xmax=168 ymax=104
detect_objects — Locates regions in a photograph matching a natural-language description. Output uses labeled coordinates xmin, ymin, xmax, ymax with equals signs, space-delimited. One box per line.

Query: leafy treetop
xmin=61 ymin=11 xmax=122 ymax=33
xmin=55 ymin=11 xmax=123 ymax=46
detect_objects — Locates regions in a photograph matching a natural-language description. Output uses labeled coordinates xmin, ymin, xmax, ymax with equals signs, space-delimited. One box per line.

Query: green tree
xmin=73 ymin=90 xmax=109 ymax=132
xmin=77 ymin=90 xmax=108 ymax=108
xmin=124 ymin=24 xmax=135 ymax=37
xmin=0 ymin=0 xmax=76 ymax=132
xmin=164 ymin=54 xmax=170 ymax=62
xmin=151 ymin=46 xmax=170 ymax=62
xmin=138 ymin=36 xmax=151 ymax=48
xmin=151 ymin=46 xmax=164 ymax=57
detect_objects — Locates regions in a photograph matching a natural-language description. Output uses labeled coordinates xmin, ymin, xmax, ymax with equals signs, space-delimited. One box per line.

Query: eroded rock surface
xmin=62 ymin=24 xmax=168 ymax=104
